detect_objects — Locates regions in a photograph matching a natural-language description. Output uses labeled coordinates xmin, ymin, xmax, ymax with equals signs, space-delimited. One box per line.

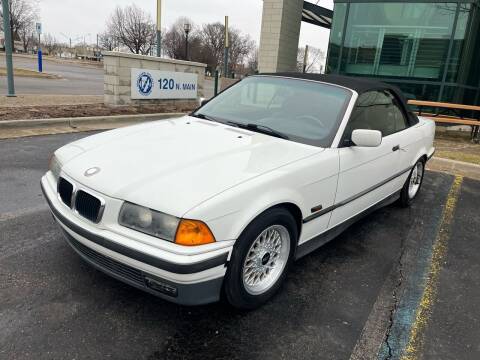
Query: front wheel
xmin=399 ymin=158 xmax=425 ymax=207
xmin=224 ymin=208 xmax=297 ymax=310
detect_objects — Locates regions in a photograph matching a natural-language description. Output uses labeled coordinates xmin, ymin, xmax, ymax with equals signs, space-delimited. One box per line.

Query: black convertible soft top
xmin=262 ymin=72 xmax=401 ymax=97
xmin=260 ymin=72 xmax=418 ymax=125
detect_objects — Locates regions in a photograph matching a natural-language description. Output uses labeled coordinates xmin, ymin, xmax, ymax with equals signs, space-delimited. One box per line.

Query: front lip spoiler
xmin=41 ymin=181 xmax=228 ymax=275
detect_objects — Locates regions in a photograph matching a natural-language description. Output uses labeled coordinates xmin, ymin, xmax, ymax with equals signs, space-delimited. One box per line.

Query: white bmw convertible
xmin=42 ymin=74 xmax=435 ymax=309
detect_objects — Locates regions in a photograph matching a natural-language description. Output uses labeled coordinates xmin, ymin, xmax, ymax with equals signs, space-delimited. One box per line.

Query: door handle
xmin=392 ymin=145 xmax=400 ymax=152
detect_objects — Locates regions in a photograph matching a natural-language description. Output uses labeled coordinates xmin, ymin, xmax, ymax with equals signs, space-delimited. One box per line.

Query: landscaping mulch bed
xmin=0 ymin=103 xmax=195 ymax=121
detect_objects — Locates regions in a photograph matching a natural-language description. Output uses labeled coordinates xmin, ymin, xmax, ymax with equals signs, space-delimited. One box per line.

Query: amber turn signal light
xmin=175 ymin=219 xmax=216 ymax=246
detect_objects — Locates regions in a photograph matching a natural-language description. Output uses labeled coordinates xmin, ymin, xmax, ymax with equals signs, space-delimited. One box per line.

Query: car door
xmin=386 ymin=91 xmax=424 ymax=173
xmin=329 ymin=90 xmax=406 ymax=228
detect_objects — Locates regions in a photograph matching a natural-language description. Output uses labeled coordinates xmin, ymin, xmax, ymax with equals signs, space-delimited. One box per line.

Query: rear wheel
xmin=399 ymin=158 xmax=425 ymax=207
xmin=224 ymin=208 xmax=297 ymax=309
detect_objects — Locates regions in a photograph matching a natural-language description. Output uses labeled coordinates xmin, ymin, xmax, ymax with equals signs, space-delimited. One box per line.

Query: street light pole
xmin=156 ymin=0 xmax=162 ymax=57
xmin=224 ymin=16 xmax=229 ymax=78
xmin=184 ymin=22 xmax=191 ymax=61
xmin=2 ymin=0 xmax=16 ymax=96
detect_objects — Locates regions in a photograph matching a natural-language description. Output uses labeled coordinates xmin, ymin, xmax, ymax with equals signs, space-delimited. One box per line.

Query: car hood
xmin=61 ymin=116 xmax=323 ymax=217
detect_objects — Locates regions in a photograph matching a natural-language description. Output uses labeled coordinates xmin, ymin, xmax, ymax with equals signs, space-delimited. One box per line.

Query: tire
xmin=399 ymin=158 xmax=425 ymax=207
xmin=224 ymin=207 xmax=298 ymax=310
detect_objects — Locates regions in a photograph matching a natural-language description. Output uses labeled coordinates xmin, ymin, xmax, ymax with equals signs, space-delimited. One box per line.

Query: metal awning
xmin=302 ymin=1 xmax=333 ymax=29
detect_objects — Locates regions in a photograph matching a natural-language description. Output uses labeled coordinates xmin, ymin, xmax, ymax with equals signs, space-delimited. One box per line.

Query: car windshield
xmin=194 ymin=76 xmax=352 ymax=147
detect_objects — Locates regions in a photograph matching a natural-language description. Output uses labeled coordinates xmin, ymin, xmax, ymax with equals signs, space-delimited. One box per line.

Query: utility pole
xmin=224 ymin=16 xmax=229 ymax=78
xmin=302 ymin=45 xmax=309 ymax=73
xmin=2 ymin=0 xmax=16 ymax=96
xmin=184 ymin=22 xmax=191 ymax=61
xmin=156 ymin=0 xmax=162 ymax=57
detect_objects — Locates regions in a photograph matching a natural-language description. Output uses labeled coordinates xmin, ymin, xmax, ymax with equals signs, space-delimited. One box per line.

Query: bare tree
xmin=99 ymin=12 xmax=257 ymax=72
xmin=199 ymin=22 xmax=256 ymax=74
xmin=107 ymin=4 xmax=155 ymax=55
xmin=162 ymin=17 xmax=201 ymax=60
xmin=162 ymin=25 xmax=182 ymax=59
xmin=0 ymin=0 xmax=38 ymax=51
xmin=98 ymin=31 xmax=116 ymax=51
xmin=228 ymin=29 xmax=255 ymax=74
xmin=297 ymin=46 xmax=325 ymax=73
xmin=247 ymin=47 xmax=259 ymax=74
xmin=17 ymin=20 xmax=34 ymax=52
xmin=42 ymin=33 xmax=60 ymax=55
xmin=199 ymin=22 xmax=225 ymax=72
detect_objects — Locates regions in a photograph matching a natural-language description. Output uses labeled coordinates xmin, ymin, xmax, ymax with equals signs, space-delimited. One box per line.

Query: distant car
xmin=41 ymin=74 xmax=435 ymax=309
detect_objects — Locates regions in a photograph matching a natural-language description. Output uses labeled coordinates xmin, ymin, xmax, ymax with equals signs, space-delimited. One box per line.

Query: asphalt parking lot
xmin=1 ymin=132 xmax=479 ymax=360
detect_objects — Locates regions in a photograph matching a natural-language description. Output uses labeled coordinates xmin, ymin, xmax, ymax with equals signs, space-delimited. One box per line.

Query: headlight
xmin=48 ymin=154 xmax=62 ymax=181
xmin=119 ymin=202 xmax=180 ymax=242
xmin=118 ymin=202 xmax=216 ymax=246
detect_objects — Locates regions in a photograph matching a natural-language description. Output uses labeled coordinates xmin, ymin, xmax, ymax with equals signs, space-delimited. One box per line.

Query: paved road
xmin=0 ymin=54 xmax=103 ymax=95
xmin=0 ymin=132 xmax=478 ymax=360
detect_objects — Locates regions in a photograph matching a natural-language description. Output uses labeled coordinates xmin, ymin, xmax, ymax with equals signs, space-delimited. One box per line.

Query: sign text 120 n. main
xmin=159 ymin=78 xmax=196 ymax=91
xmin=131 ymin=69 xmax=198 ymax=99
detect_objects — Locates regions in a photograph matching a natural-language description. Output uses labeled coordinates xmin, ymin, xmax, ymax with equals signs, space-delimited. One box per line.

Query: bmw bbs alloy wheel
xmin=408 ymin=161 xmax=424 ymax=199
xmin=242 ymin=225 xmax=290 ymax=295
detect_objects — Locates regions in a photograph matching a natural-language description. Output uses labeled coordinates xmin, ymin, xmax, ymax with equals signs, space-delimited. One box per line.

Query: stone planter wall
xmin=103 ymin=51 xmax=207 ymax=107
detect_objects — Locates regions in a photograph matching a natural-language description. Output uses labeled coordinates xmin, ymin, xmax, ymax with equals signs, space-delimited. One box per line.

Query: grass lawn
xmin=435 ymin=129 xmax=480 ymax=165
xmin=0 ymin=67 xmax=60 ymax=79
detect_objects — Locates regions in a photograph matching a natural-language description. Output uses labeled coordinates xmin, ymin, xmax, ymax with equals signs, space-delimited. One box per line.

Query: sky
xmin=40 ymin=0 xmax=333 ymax=53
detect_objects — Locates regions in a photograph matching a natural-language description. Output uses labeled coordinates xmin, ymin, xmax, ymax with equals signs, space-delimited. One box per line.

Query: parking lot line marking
xmin=400 ymin=175 xmax=463 ymax=360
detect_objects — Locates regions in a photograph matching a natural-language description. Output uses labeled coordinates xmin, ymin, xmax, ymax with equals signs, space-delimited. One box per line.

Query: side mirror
xmin=351 ymin=129 xmax=382 ymax=147
xmin=198 ymin=97 xmax=209 ymax=107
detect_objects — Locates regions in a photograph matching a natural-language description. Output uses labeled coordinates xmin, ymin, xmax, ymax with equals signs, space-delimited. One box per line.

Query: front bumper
xmin=41 ymin=175 xmax=232 ymax=305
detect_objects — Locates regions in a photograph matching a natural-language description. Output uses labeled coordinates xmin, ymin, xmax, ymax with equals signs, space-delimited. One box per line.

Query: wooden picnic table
xmin=407 ymin=100 xmax=480 ymax=142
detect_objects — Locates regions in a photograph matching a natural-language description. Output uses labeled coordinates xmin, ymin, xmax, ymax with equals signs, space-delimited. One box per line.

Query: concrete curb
xmin=0 ymin=113 xmax=186 ymax=130
xmin=432 ymin=156 xmax=480 ymax=168
xmin=427 ymin=156 xmax=480 ymax=181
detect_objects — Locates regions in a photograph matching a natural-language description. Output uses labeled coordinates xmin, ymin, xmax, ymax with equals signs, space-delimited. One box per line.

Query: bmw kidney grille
xmin=57 ymin=177 xmax=104 ymax=223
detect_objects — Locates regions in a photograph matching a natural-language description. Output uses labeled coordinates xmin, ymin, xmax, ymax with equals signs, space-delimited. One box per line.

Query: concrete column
xmin=258 ymin=0 xmax=303 ymax=73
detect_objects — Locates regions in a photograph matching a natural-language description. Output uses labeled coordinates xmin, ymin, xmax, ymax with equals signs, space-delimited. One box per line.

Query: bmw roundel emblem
xmin=84 ymin=167 xmax=101 ymax=177
xmin=137 ymin=72 xmax=153 ymax=96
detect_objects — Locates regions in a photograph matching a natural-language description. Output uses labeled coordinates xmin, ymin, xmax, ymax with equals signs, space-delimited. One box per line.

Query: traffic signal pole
xmin=2 ymin=0 xmax=16 ymax=96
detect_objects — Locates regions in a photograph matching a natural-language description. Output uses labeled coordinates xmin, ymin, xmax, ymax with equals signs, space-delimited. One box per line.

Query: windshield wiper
xmin=226 ymin=121 xmax=289 ymax=140
xmin=191 ymin=113 xmax=223 ymax=124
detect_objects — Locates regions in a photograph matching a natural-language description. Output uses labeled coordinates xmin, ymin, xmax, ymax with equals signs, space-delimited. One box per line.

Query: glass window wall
xmin=341 ymin=3 xmax=461 ymax=79
xmin=327 ymin=1 xmax=480 ymax=105
xmin=326 ymin=3 xmax=347 ymax=73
